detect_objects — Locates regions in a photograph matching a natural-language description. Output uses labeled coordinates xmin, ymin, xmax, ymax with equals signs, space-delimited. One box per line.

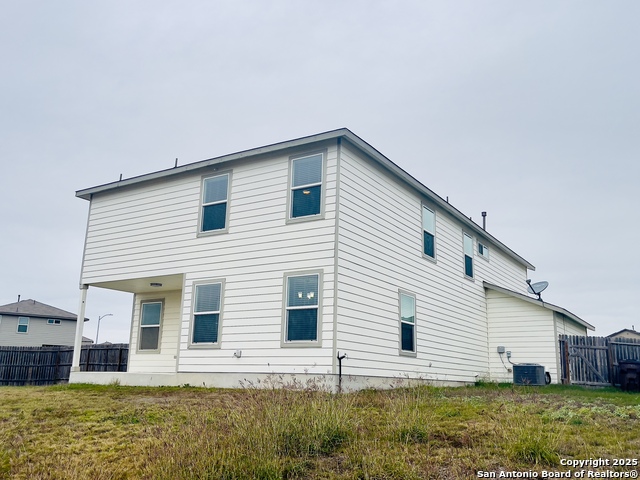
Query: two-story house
xmin=0 ymin=298 xmax=90 ymax=347
xmin=70 ymin=128 xmax=593 ymax=390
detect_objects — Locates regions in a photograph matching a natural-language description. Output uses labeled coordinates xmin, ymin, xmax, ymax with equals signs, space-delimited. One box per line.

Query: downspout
xmin=332 ymin=137 xmax=342 ymax=389
xmin=337 ymin=351 xmax=347 ymax=393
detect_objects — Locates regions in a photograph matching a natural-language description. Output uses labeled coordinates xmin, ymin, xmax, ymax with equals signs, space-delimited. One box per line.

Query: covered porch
xmin=70 ymin=274 xmax=184 ymax=383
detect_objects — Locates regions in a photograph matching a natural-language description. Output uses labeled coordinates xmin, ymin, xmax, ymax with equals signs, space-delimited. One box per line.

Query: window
xmin=399 ymin=292 xmax=416 ymax=355
xmin=284 ymin=274 xmax=319 ymax=343
xmin=200 ymin=173 xmax=229 ymax=233
xmin=422 ymin=206 xmax=436 ymax=259
xmin=290 ymin=153 xmax=323 ymax=219
xmin=463 ymin=233 xmax=474 ymax=278
xmin=47 ymin=318 xmax=61 ymax=325
xmin=17 ymin=316 xmax=29 ymax=334
xmin=192 ymin=282 xmax=223 ymax=345
xmin=478 ymin=242 xmax=489 ymax=260
xmin=139 ymin=301 xmax=162 ymax=351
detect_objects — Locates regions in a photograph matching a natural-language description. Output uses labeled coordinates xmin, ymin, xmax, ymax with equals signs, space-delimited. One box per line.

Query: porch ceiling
xmin=90 ymin=274 xmax=184 ymax=294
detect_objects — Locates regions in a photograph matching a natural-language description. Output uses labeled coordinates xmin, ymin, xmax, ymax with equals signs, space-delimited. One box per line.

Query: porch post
xmin=71 ymin=285 xmax=89 ymax=372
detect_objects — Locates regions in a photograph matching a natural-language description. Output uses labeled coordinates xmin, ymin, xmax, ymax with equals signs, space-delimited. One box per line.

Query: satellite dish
xmin=526 ymin=279 xmax=549 ymax=302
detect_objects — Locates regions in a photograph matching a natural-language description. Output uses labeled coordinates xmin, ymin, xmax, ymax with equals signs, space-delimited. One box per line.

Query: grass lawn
xmin=0 ymin=380 xmax=639 ymax=479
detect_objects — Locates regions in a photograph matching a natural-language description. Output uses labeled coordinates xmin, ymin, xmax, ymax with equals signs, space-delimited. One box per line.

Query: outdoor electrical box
xmin=513 ymin=364 xmax=546 ymax=386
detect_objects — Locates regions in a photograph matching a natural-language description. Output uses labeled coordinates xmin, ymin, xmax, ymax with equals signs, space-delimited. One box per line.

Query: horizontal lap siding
xmin=486 ymin=290 xmax=557 ymax=382
xmin=83 ymin=143 xmax=339 ymax=375
xmin=336 ymin=145 xmax=529 ymax=383
xmin=0 ymin=316 xmax=77 ymax=347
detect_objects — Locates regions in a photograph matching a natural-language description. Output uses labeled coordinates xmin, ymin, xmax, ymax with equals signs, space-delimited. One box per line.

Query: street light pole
xmin=95 ymin=313 xmax=113 ymax=344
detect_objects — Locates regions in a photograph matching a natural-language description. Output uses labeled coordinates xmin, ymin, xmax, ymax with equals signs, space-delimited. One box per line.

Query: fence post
xmin=607 ymin=339 xmax=615 ymax=386
xmin=563 ymin=336 xmax=571 ymax=385
xmin=85 ymin=346 xmax=91 ymax=372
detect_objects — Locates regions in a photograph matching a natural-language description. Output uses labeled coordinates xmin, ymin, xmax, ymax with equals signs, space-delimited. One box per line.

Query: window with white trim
xmin=478 ymin=242 xmax=489 ymax=260
xmin=17 ymin=316 xmax=29 ymax=334
xmin=399 ymin=292 xmax=416 ymax=354
xmin=290 ymin=153 xmax=323 ymax=219
xmin=201 ymin=173 xmax=229 ymax=232
xmin=285 ymin=274 xmax=319 ymax=343
xmin=463 ymin=233 xmax=474 ymax=278
xmin=139 ymin=302 xmax=162 ymax=350
xmin=192 ymin=282 xmax=222 ymax=345
xmin=47 ymin=318 xmax=61 ymax=325
xmin=422 ymin=205 xmax=436 ymax=259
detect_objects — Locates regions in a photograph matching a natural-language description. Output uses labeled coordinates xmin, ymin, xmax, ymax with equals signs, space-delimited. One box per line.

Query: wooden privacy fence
xmin=559 ymin=335 xmax=640 ymax=387
xmin=0 ymin=344 xmax=128 ymax=386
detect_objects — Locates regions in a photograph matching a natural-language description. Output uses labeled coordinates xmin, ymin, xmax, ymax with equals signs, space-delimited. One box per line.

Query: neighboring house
xmin=69 ymin=128 xmax=593 ymax=389
xmin=0 ymin=299 xmax=89 ymax=347
xmin=607 ymin=329 xmax=640 ymax=342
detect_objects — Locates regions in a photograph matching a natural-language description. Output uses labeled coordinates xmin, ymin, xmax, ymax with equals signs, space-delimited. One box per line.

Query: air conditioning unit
xmin=513 ymin=364 xmax=546 ymax=386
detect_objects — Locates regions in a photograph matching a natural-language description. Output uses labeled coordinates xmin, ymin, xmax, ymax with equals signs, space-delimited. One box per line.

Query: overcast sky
xmin=1 ymin=1 xmax=638 ymax=343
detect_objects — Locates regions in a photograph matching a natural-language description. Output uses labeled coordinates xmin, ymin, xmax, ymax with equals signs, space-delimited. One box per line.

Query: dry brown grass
xmin=0 ymin=381 xmax=638 ymax=479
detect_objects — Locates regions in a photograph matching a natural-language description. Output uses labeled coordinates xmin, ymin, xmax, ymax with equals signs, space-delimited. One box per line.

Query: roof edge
xmin=76 ymin=128 xmax=351 ymax=200
xmin=76 ymin=128 xmax=534 ymax=269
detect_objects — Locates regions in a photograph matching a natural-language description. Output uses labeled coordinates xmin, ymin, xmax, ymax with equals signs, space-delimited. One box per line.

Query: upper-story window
xmin=47 ymin=318 xmax=62 ymax=325
xmin=289 ymin=153 xmax=323 ymax=220
xmin=422 ymin=205 xmax=436 ymax=259
xmin=463 ymin=233 xmax=474 ymax=279
xmin=17 ymin=316 xmax=29 ymax=333
xmin=200 ymin=173 xmax=230 ymax=233
xmin=478 ymin=242 xmax=489 ymax=260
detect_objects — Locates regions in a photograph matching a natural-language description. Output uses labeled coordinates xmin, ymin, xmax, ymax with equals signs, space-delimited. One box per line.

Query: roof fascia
xmin=75 ymin=128 xmax=350 ymax=200
xmin=340 ymin=131 xmax=535 ymax=270
xmin=483 ymin=282 xmax=594 ymax=331
xmin=75 ymin=127 xmax=533 ymax=270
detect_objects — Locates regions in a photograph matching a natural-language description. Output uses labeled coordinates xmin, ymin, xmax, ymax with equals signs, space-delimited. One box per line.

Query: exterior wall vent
xmin=513 ymin=364 xmax=546 ymax=386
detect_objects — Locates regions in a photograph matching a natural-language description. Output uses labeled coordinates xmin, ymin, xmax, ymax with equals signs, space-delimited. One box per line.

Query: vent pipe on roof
xmin=17 ymin=295 xmax=20 ymax=303
xmin=482 ymin=211 xmax=487 ymax=230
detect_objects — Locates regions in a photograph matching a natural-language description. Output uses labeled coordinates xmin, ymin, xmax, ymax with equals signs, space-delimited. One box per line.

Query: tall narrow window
xmin=399 ymin=293 xmax=416 ymax=354
xmin=201 ymin=173 xmax=229 ymax=232
xmin=17 ymin=316 xmax=29 ymax=334
xmin=139 ymin=302 xmax=162 ymax=350
xmin=290 ymin=153 xmax=323 ymax=219
xmin=422 ymin=206 xmax=436 ymax=259
xmin=463 ymin=233 xmax=474 ymax=278
xmin=285 ymin=274 xmax=319 ymax=342
xmin=192 ymin=283 xmax=222 ymax=345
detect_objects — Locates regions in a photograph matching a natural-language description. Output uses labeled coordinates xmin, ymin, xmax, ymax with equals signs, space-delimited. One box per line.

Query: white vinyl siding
xmin=335 ymin=143 xmax=529 ymax=383
xmin=486 ymin=289 xmax=560 ymax=383
xmin=84 ymin=141 xmax=339 ymax=375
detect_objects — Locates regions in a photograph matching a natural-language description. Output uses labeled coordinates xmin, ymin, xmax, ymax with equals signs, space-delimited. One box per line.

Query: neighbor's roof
xmin=606 ymin=328 xmax=640 ymax=338
xmin=0 ymin=299 xmax=88 ymax=322
xmin=76 ymin=128 xmax=535 ymax=270
xmin=483 ymin=282 xmax=595 ymax=331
